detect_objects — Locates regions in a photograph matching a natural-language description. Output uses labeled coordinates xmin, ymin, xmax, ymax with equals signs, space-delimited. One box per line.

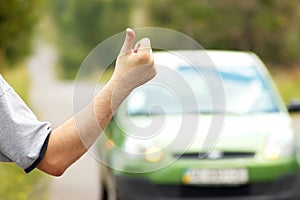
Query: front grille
xmin=181 ymin=184 xmax=251 ymax=197
xmin=173 ymin=151 xmax=255 ymax=160
xmin=157 ymin=183 xmax=272 ymax=198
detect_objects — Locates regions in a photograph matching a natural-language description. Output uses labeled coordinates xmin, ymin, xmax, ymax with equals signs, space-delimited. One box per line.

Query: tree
xmin=146 ymin=0 xmax=300 ymax=65
xmin=0 ymin=0 xmax=43 ymax=69
xmin=50 ymin=0 xmax=132 ymax=79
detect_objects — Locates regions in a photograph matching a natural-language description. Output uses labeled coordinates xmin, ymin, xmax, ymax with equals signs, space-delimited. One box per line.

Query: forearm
xmin=37 ymin=80 xmax=129 ymax=176
xmin=73 ymin=78 xmax=131 ymax=150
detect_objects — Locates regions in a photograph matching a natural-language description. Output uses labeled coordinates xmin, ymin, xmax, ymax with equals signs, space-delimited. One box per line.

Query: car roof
xmin=153 ymin=50 xmax=258 ymax=69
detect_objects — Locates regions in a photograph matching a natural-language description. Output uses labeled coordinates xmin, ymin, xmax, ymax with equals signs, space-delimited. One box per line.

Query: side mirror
xmin=287 ymin=99 xmax=300 ymax=113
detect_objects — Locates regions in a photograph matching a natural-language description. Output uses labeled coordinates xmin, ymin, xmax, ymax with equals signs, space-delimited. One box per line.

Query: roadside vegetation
xmin=47 ymin=0 xmax=300 ymax=79
xmin=271 ymin=66 xmax=300 ymax=104
xmin=0 ymin=64 xmax=49 ymax=200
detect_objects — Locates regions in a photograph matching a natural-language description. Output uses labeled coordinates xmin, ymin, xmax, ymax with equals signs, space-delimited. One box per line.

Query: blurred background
xmin=0 ymin=0 xmax=300 ymax=199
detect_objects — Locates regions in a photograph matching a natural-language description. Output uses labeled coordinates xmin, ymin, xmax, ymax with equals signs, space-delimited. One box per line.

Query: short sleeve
xmin=0 ymin=75 xmax=51 ymax=172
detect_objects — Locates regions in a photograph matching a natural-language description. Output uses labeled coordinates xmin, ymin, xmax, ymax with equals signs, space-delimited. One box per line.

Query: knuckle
xmin=138 ymin=52 xmax=153 ymax=64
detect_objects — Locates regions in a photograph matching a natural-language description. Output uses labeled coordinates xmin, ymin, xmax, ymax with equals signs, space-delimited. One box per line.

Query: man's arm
xmin=36 ymin=28 xmax=156 ymax=176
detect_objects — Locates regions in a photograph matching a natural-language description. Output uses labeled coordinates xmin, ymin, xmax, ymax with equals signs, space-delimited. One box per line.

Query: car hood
xmin=122 ymin=113 xmax=293 ymax=154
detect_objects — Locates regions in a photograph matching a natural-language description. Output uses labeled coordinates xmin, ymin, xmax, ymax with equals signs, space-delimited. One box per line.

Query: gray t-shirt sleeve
xmin=0 ymin=75 xmax=51 ymax=172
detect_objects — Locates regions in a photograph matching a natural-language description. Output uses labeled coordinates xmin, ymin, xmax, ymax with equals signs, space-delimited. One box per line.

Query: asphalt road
xmin=27 ymin=41 xmax=100 ymax=200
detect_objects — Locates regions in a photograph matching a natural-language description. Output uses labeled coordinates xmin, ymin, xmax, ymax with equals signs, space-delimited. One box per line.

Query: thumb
xmin=120 ymin=28 xmax=135 ymax=55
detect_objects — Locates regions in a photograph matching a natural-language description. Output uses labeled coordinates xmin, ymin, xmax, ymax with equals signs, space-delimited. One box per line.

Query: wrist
xmin=105 ymin=76 xmax=133 ymax=113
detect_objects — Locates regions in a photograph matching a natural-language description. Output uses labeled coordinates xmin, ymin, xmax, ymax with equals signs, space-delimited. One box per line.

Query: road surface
xmin=27 ymin=41 xmax=100 ymax=200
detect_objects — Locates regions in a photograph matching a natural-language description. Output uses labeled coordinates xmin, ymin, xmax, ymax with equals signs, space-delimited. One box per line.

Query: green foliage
xmin=146 ymin=0 xmax=300 ymax=65
xmin=49 ymin=0 xmax=300 ymax=78
xmin=49 ymin=0 xmax=132 ymax=79
xmin=271 ymin=67 xmax=300 ymax=103
xmin=0 ymin=163 xmax=48 ymax=200
xmin=3 ymin=61 xmax=29 ymax=99
xmin=0 ymin=0 xmax=44 ymax=67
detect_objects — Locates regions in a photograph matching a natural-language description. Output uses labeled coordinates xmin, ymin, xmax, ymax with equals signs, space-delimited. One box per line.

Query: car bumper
xmin=115 ymin=172 xmax=300 ymax=200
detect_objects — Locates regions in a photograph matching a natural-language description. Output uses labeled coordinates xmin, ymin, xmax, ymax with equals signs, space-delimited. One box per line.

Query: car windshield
xmin=127 ymin=66 xmax=278 ymax=115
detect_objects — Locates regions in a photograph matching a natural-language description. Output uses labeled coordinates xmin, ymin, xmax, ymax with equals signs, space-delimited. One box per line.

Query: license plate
xmin=182 ymin=168 xmax=249 ymax=185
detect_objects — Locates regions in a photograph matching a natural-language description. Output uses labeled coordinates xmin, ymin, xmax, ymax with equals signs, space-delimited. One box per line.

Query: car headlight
xmin=123 ymin=138 xmax=164 ymax=163
xmin=144 ymin=146 xmax=163 ymax=162
xmin=263 ymin=130 xmax=296 ymax=160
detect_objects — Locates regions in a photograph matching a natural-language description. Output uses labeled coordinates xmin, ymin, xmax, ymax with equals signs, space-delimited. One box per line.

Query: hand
xmin=111 ymin=28 xmax=156 ymax=93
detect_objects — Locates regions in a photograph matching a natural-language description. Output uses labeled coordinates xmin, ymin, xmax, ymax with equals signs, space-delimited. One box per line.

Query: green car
xmin=99 ymin=50 xmax=300 ymax=200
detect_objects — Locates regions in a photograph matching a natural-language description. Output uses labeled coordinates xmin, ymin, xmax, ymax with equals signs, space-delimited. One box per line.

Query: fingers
xmin=119 ymin=28 xmax=153 ymax=66
xmin=133 ymin=42 xmax=140 ymax=53
xmin=121 ymin=28 xmax=152 ymax=57
xmin=120 ymin=28 xmax=135 ymax=55
xmin=134 ymin=37 xmax=152 ymax=55
xmin=114 ymin=28 xmax=156 ymax=91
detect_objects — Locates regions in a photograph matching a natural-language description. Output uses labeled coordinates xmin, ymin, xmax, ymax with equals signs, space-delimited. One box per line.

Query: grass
xmin=3 ymin=63 xmax=30 ymax=99
xmin=0 ymin=63 xmax=49 ymax=200
xmin=0 ymin=163 xmax=48 ymax=200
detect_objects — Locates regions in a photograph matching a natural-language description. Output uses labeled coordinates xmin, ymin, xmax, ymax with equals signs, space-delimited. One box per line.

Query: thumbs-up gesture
xmin=111 ymin=28 xmax=156 ymax=94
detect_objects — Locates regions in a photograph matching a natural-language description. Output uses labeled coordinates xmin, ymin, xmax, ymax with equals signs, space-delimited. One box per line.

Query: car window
xmin=127 ymin=66 xmax=278 ymax=115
